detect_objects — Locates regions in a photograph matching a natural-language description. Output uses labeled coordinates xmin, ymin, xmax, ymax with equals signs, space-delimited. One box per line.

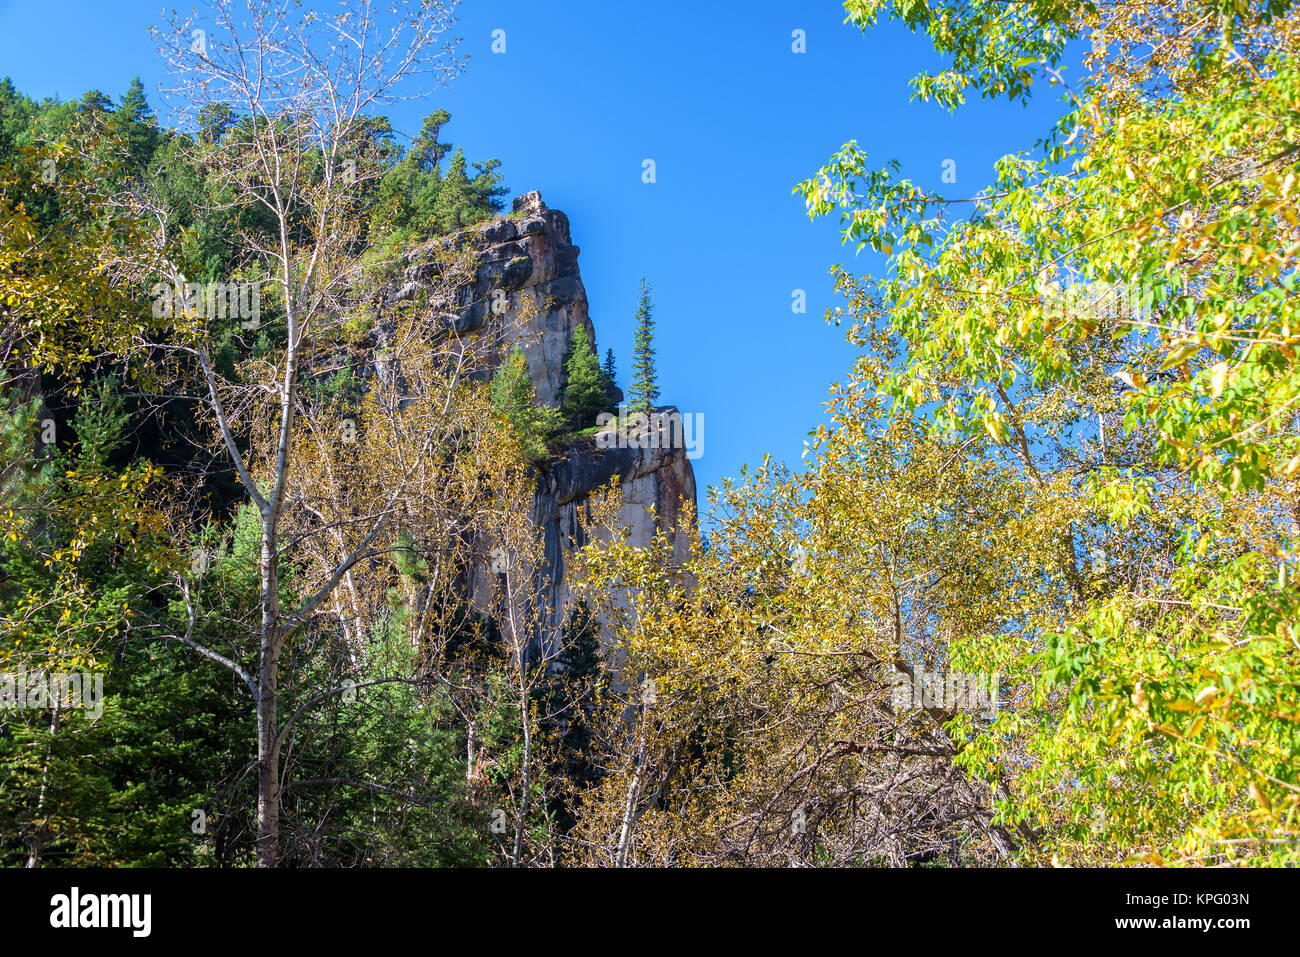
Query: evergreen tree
xmin=629 ymin=277 xmax=659 ymax=413
xmin=468 ymin=156 xmax=508 ymax=216
xmin=116 ymin=77 xmax=151 ymax=124
xmin=411 ymin=108 xmax=453 ymax=173
xmin=390 ymin=109 xmax=450 ymax=234
xmin=112 ymin=77 xmax=161 ymax=171
xmin=0 ymin=77 xmax=39 ymax=164
xmin=602 ymin=348 xmax=619 ymax=411
xmin=77 ymin=90 xmax=113 ymax=116
xmin=196 ymin=103 xmax=235 ymax=144
xmin=0 ymin=380 xmax=239 ymax=867
xmin=433 ymin=147 xmax=474 ymax=232
xmin=561 ymin=326 xmax=607 ymax=429
xmin=490 ymin=348 xmax=562 ymax=460
xmin=369 ymin=111 xmax=507 ymax=244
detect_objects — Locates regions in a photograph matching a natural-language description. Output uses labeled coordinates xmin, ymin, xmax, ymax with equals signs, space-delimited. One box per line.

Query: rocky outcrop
xmin=393 ymin=191 xmax=695 ymax=656
xmin=524 ymin=423 xmax=696 ymax=657
xmin=391 ymin=190 xmax=615 ymax=407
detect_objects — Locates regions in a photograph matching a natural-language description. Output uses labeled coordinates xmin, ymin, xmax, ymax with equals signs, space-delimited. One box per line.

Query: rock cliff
xmin=391 ymin=191 xmax=697 ymax=656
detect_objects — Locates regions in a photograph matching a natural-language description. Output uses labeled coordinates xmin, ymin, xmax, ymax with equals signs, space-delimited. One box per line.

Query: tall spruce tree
xmin=561 ymin=325 xmax=607 ymax=429
xmin=602 ymin=348 xmax=619 ymax=410
xmin=629 ymin=277 xmax=658 ymax=413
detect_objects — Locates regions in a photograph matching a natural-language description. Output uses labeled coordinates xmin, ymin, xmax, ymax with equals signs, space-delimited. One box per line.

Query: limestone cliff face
xmin=391 ymin=191 xmax=696 ymax=656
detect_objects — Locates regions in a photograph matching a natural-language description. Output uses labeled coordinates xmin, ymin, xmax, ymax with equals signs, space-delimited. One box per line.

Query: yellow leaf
xmin=1160 ymin=344 xmax=1199 ymax=370
xmin=1115 ymin=368 xmax=1146 ymax=390
xmin=1209 ymin=362 xmax=1228 ymax=398
xmin=982 ymin=413 xmax=1006 ymax=443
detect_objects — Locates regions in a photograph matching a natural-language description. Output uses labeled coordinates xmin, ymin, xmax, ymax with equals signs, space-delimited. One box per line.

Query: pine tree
xmin=411 ymin=109 xmax=453 ymax=174
xmin=77 ymin=90 xmax=113 ymax=116
xmin=113 ymin=77 xmax=161 ymax=171
xmin=629 ymin=277 xmax=659 ymax=413
xmin=197 ymin=103 xmax=236 ymax=144
xmin=370 ymin=112 xmax=507 ymax=243
xmin=490 ymin=348 xmax=562 ymax=460
xmin=602 ymin=348 xmax=619 ymax=411
xmin=561 ymin=326 xmax=607 ymax=430
xmin=433 ymin=147 xmax=474 ymax=233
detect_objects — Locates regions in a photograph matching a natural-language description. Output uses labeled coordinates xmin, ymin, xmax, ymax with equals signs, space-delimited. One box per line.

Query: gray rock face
xmin=396 ymin=192 xmax=695 ymax=656
xmin=395 ymin=190 xmax=607 ymax=408
xmin=524 ymin=423 xmax=696 ymax=657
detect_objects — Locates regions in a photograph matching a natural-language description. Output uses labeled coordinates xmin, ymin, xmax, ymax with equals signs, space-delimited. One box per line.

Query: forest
xmin=0 ymin=0 xmax=1297 ymax=870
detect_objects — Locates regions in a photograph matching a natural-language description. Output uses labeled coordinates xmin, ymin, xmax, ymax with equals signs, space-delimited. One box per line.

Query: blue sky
xmin=0 ymin=0 xmax=1070 ymax=501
